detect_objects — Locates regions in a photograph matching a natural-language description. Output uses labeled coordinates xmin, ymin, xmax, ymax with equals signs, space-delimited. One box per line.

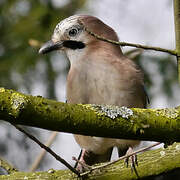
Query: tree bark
xmin=0 ymin=88 xmax=179 ymax=143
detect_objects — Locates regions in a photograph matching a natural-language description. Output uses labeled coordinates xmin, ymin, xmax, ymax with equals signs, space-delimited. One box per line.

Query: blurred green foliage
xmin=0 ymin=0 xmax=86 ymax=98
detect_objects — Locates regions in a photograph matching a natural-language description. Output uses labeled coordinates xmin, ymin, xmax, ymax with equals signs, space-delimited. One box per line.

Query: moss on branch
xmin=0 ymin=142 xmax=179 ymax=180
xmin=0 ymin=158 xmax=17 ymax=175
xmin=0 ymin=88 xmax=179 ymax=143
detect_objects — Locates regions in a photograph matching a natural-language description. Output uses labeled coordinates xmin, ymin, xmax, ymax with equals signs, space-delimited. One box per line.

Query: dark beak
xmin=39 ymin=40 xmax=63 ymax=54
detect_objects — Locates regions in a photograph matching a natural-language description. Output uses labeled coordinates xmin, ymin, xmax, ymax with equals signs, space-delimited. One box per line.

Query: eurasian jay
xmin=39 ymin=15 xmax=148 ymax=171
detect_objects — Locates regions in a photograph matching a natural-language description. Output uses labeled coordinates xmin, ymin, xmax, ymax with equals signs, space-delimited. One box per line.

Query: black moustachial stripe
xmin=63 ymin=40 xmax=85 ymax=50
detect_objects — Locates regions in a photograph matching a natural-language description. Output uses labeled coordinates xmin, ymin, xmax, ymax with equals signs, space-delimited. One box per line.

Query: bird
xmin=39 ymin=15 xmax=148 ymax=171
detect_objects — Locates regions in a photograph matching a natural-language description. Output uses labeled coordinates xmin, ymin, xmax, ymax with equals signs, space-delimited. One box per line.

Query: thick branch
xmin=0 ymin=143 xmax=180 ymax=179
xmin=174 ymin=0 xmax=180 ymax=83
xmin=0 ymin=88 xmax=179 ymax=143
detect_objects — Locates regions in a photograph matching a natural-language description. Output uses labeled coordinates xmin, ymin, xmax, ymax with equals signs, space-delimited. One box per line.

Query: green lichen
xmin=0 ymin=87 xmax=5 ymax=93
xmin=0 ymin=158 xmax=17 ymax=175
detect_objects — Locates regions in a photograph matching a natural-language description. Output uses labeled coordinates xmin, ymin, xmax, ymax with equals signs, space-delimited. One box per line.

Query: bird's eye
xmin=68 ymin=28 xmax=78 ymax=37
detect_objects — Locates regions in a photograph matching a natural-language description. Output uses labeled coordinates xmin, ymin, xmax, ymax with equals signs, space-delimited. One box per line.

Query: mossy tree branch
xmin=0 ymin=158 xmax=17 ymax=175
xmin=0 ymin=143 xmax=180 ymax=180
xmin=0 ymin=88 xmax=179 ymax=143
xmin=0 ymin=89 xmax=179 ymax=179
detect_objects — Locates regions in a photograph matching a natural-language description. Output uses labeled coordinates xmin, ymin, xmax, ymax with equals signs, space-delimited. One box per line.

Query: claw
xmin=135 ymin=154 xmax=138 ymax=166
xmin=125 ymin=147 xmax=139 ymax=178
xmin=124 ymin=156 xmax=129 ymax=167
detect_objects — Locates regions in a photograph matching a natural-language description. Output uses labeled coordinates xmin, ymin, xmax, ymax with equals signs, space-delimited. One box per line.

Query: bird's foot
xmin=125 ymin=147 xmax=139 ymax=177
xmin=76 ymin=159 xmax=91 ymax=173
xmin=73 ymin=149 xmax=92 ymax=173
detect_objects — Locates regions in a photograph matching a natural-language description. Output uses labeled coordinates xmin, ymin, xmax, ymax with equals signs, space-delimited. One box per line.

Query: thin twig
xmin=74 ymin=149 xmax=82 ymax=169
xmin=72 ymin=156 xmax=92 ymax=170
xmin=79 ymin=20 xmax=177 ymax=56
xmin=29 ymin=131 xmax=58 ymax=172
xmin=11 ymin=124 xmax=80 ymax=176
xmin=80 ymin=142 xmax=162 ymax=177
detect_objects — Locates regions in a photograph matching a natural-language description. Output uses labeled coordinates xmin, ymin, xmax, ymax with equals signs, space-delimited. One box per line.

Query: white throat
xmin=65 ymin=48 xmax=86 ymax=65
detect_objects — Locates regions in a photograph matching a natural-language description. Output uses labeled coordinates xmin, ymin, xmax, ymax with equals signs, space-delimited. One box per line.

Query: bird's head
xmin=39 ymin=15 xmax=122 ymax=63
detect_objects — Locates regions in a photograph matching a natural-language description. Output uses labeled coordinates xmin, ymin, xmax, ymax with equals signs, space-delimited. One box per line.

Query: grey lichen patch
xmin=89 ymin=104 xmax=133 ymax=119
xmin=160 ymin=151 xmax=166 ymax=157
xmin=155 ymin=108 xmax=179 ymax=119
xmin=176 ymin=144 xmax=180 ymax=151
xmin=10 ymin=93 xmax=28 ymax=118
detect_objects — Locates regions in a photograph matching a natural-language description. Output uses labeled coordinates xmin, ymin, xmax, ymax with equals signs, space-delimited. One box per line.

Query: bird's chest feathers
xmin=67 ymin=60 xmax=119 ymax=104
